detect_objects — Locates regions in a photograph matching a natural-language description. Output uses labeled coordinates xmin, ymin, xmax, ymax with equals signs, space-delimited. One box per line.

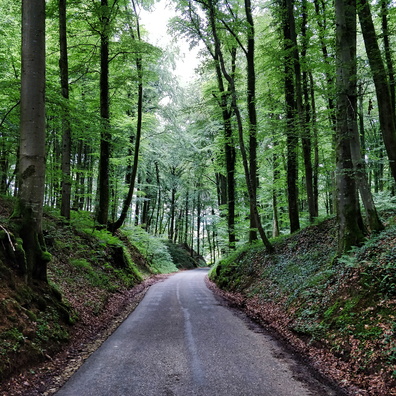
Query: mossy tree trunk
xmin=19 ymin=0 xmax=50 ymax=282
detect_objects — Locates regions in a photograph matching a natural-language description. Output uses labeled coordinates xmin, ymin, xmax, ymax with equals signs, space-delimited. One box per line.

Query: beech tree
xmin=59 ymin=0 xmax=72 ymax=220
xmin=335 ymin=0 xmax=365 ymax=253
xmin=357 ymin=0 xmax=396 ymax=185
xmin=17 ymin=0 xmax=50 ymax=282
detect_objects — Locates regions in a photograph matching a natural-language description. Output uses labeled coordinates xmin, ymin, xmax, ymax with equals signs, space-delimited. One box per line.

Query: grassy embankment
xmin=210 ymin=208 xmax=396 ymax=395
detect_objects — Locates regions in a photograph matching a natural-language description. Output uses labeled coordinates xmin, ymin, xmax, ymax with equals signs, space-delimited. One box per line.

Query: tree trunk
xmin=154 ymin=161 xmax=162 ymax=235
xmin=59 ymin=0 xmax=71 ymax=220
xmin=309 ymin=72 xmax=319 ymax=217
xmin=108 ymin=4 xmax=143 ymax=233
xmin=18 ymin=0 xmax=50 ymax=282
xmin=213 ymin=49 xmax=236 ymax=249
xmin=358 ymin=0 xmax=396 ymax=184
xmin=301 ymin=0 xmax=316 ymax=222
xmin=282 ymin=0 xmax=300 ymax=233
xmin=169 ymin=186 xmax=176 ymax=241
xmin=335 ymin=0 xmax=365 ymax=254
xmin=184 ymin=190 xmax=189 ymax=244
xmin=245 ymin=0 xmax=258 ymax=242
xmin=196 ymin=189 xmax=201 ymax=256
xmin=380 ymin=0 xmax=395 ymax=114
xmin=96 ymin=0 xmax=111 ymax=225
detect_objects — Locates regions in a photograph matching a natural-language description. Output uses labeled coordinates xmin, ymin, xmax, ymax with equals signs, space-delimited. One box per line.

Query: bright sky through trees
xmin=140 ymin=1 xmax=201 ymax=84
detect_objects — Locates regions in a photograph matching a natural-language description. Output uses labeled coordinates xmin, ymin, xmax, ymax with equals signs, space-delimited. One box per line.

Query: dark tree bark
xmin=97 ymin=0 xmax=111 ymax=225
xmin=59 ymin=0 xmax=72 ymax=220
xmin=245 ymin=0 xmax=258 ymax=242
xmin=358 ymin=0 xmax=396 ymax=184
xmin=215 ymin=172 xmax=227 ymax=208
xmin=272 ymin=141 xmax=280 ymax=238
xmin=335 ymin=0 xmax=365 ymax=254
xmin=309 ymin=72 xmax=320 ymax=217
xmin=282 ymin=0 xmax=300 ymax=233
xmin=18 ymin=0 xmax=50 ymax=282
xmin=154 ymin=161 xmax=162 ymax=236
xmin=380 ymin=0 xmax=395 ymax=113
xmin=301 ymin=0 xmax=316 ymax=222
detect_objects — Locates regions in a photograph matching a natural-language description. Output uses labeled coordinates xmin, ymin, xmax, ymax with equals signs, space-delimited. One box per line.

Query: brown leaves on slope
xmin=206 ymin=277 xmax=395 ymax=396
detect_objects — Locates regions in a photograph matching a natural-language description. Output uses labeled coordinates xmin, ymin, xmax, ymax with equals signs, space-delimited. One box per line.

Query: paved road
xmin=56 ymin=269 xmax=340 ymax=396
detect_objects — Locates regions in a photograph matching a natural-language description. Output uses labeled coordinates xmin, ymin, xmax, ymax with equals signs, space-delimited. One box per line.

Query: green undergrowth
xmin=210 ymin=216 xmax=396 ymax=392
xmin=122 ymin=225 xmax=178 ymax=274
xmin=0 ymin=197 xmax=184 ymax=383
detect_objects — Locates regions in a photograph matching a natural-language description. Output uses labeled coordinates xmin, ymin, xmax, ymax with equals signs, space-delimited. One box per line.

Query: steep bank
xmin=0 ymin=196 xmax=192 ymax=395
xmin=209 ymin=217 xmax=396 ymax=395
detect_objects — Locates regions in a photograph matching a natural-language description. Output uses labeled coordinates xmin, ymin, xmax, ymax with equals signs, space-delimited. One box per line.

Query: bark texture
xmin=19 ymin=0 xmax=50 ymax=282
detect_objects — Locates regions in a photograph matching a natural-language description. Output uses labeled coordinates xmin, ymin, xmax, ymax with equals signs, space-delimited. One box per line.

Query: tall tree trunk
xmin=169 ymin=186 xmax=176 ymax=241
xmin=196 ymin=189 xmax=201 ymax=256
xmin=205 ymin=0 xmax=272 ymax=250
xmin=245 ymin=0 xmax=258 ymax=242
xmin=154 ymin=161 xmax=161 ymax=236
xmin=18 ymin=0 xmax=50 ymax=282
xmin=335 ymin=0 xmax=365 ymax=254
xmin=96 ymin=0 xmax=111 ymax=225
xmin=272 ymin=147 xmax=280 ymax=238
xmin=309 ymin=72 xmax=319 ymax=216
xmin=380 ymin=0 xmax=395 ymax=114
xmin=283 ymin=0 xmax=300 ymax=233
xmin=186 ymin=0 xmax=236 ymax=249
xmin=59 ymin=0 xmax=71 ymax=220
xmin=108 ymin=3 xmax=143 ymax=233
xmin=213 ymin=46 xmax=236 ymax=249
xmin=301 ymin=0 xmax=316 ymax=222
xmin=184 ymin=190 xmax=189 ymax=244
xmin=350 ymin=129 xmax=384 ymax=232
xmin=358 ymin=0 xmax=396 ymax=184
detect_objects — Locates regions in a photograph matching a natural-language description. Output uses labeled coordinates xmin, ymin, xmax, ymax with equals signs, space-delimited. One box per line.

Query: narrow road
xmin=56 ymin=269 xmax=340 ymax=396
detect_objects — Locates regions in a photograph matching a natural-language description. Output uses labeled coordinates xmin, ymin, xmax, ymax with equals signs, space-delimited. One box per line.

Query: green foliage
xmin=69 ymin=258 xmax=113 ymax=289
xmin=162 ymin=240 xmax=198 ymax=269
xmin=0 ymin=328 xmax=25 ymax=353
xmin=123 ymin=226 xmax=177 ymax=274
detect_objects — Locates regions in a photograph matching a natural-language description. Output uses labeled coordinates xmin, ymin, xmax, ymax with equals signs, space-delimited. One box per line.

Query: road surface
xmin=56 ymin=268 xmax=340 ymax=396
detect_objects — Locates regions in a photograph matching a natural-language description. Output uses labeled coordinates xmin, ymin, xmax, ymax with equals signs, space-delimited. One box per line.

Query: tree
xmin=96 ymin=0 xmax=113 ymax=225
xmin=281 ymin=0 xmax=300 ymax=232
xmin=335 ymin=0 xmax=365 ymax=253
xmin=59 ymin=0 xmax=72 ymax=220
xmin=108 ymin=0 xmax=144 ymax=233
xmin=358 ymin=0 xmax=396 ymax=185
xmin=17 ymin=0 xmax=50 ymax=282
xmin=172 ymin=0 xmax=237 ymax=249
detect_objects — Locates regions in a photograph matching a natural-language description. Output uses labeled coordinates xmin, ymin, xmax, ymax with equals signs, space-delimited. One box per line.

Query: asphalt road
xmin=55 ymin=268 xmax=340 ymax=396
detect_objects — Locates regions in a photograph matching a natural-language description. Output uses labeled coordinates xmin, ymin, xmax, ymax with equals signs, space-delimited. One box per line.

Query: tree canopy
xmin=1 ymin=0 xmax=395 ymax=280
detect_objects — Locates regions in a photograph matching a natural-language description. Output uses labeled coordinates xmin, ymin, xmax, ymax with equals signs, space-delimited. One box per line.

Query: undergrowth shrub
xmin=123 ymin=226 xmax=177 ymax=274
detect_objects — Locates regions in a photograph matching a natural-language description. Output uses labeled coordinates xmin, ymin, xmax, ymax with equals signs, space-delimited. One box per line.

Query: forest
xmin=0 ymin=0 xmax=396 ymax=393
xmin=1 ymin=0 xmax=396 ymax=272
